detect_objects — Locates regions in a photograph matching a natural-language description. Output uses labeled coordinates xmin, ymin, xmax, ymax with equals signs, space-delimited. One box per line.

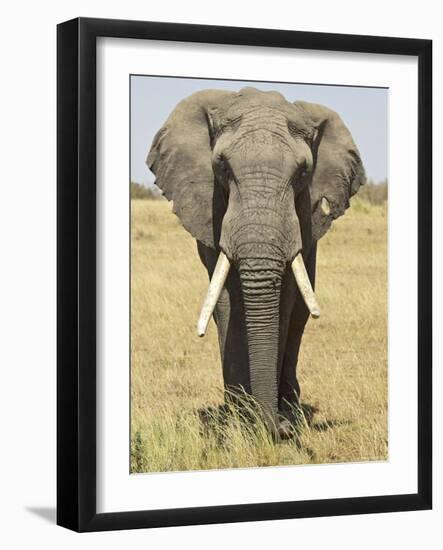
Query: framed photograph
xmin=57 ymin=17 xmax=432 ymax=532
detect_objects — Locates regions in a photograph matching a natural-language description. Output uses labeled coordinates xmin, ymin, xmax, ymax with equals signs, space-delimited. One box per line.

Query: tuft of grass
xmin=356 ymin=180 xmax=388 ymax=205
xmin=131 ymin=196 xmax=388 ymax=473
xmin=131 ymin=181 xmax=164 ymax=200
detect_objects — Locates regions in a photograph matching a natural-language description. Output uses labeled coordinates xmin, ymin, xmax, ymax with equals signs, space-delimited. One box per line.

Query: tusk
xmin=291 ymin=254 xmax=321 ymax=319
xmin=197 ymin=252 xmax=231 ymax=337
xmin=320 ymin=197 xmax=331 ymax=216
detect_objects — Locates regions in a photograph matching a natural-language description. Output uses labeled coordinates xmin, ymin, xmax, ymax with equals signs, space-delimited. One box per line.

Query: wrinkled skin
xmin=147 ymin=87 xmax=365 ymax=439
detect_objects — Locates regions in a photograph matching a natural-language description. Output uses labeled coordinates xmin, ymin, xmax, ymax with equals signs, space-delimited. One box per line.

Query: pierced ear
xmin=147 ymin=90 xmax=235 ymax=249
xmin=293 ymin=101 xmax=366 ymax=241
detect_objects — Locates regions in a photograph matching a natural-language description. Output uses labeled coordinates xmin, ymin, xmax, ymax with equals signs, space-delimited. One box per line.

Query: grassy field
xmin=131 ymin=196 xmax=387 ymax=473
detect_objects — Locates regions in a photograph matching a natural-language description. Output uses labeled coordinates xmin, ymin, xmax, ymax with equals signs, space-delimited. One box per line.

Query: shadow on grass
xmin=300 ymin=403 xmax=352 ymax=432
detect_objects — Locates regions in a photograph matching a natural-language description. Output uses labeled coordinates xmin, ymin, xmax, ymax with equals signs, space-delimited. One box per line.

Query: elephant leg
xmin=197 ymin=242 xmax=250 ymax=398
xmin=278 ymin=243 xmax=317 ymax=414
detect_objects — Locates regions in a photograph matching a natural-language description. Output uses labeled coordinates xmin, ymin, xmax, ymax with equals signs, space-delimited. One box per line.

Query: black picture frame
xmin=57 ymin=17 xmax=432 ymax=532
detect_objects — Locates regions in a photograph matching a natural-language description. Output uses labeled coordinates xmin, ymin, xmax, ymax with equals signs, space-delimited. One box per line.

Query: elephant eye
xmin=298 ymin=161 xmax=310 ymax=180
xmin=214 ymin=154 xmax=234 ymax=187
xmin=291 ymin=161 xmax=311 ymax=191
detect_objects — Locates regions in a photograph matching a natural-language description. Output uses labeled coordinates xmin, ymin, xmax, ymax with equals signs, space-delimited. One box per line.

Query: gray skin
xmin=147 ymin=87 xmax=365 ymax=439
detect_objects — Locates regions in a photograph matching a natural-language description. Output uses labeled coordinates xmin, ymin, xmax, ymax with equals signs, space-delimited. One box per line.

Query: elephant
xmin=146 ymin=87 xmax=365 ymax=440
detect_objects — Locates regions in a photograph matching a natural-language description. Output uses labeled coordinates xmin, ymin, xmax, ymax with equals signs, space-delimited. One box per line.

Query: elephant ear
xmin=293 ymin=101 xmax=366 ymax=241
xmin=147 ymin=90 xmax=235 ymax=249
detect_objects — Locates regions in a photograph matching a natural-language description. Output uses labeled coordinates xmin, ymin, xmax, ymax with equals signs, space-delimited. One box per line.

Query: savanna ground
xmin=131 ymin=192 xmax=387 ymax=473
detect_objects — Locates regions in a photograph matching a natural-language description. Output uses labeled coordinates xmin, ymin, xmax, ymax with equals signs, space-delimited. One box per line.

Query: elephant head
xmin=147 ymin=87 xmax=365 ymax=426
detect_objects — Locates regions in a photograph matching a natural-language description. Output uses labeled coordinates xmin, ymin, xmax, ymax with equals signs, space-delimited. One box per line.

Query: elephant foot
xmin=275 ymin=402 xmax=306 ymax=441
xmin=277 ymin=418 xmax=297 ymax=440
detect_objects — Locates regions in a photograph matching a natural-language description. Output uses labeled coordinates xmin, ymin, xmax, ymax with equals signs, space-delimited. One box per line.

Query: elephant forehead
xmin=237 ymin=86 xmax=288 ymax=105
xmin=218 ymin=88 xmax=292 ymax=119
xmin=219 ymin=102 xmax=312 ymax=140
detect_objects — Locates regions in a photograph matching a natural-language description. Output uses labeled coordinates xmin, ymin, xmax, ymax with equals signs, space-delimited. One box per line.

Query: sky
xmin=131 ymin=75 xmax=388 ymax=186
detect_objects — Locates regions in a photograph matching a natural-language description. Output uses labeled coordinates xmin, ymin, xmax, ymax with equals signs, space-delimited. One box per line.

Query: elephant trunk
xmin=238 ymin=256 xmax=284 ymax=436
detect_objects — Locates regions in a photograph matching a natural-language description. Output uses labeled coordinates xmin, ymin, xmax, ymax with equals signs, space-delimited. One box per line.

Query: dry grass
xmin=131 ymin=196 xmax=387 ymax=473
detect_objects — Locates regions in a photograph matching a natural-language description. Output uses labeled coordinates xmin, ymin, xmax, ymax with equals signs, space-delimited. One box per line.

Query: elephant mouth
xmin=197 ymin=250 xmax=320 ymax=337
